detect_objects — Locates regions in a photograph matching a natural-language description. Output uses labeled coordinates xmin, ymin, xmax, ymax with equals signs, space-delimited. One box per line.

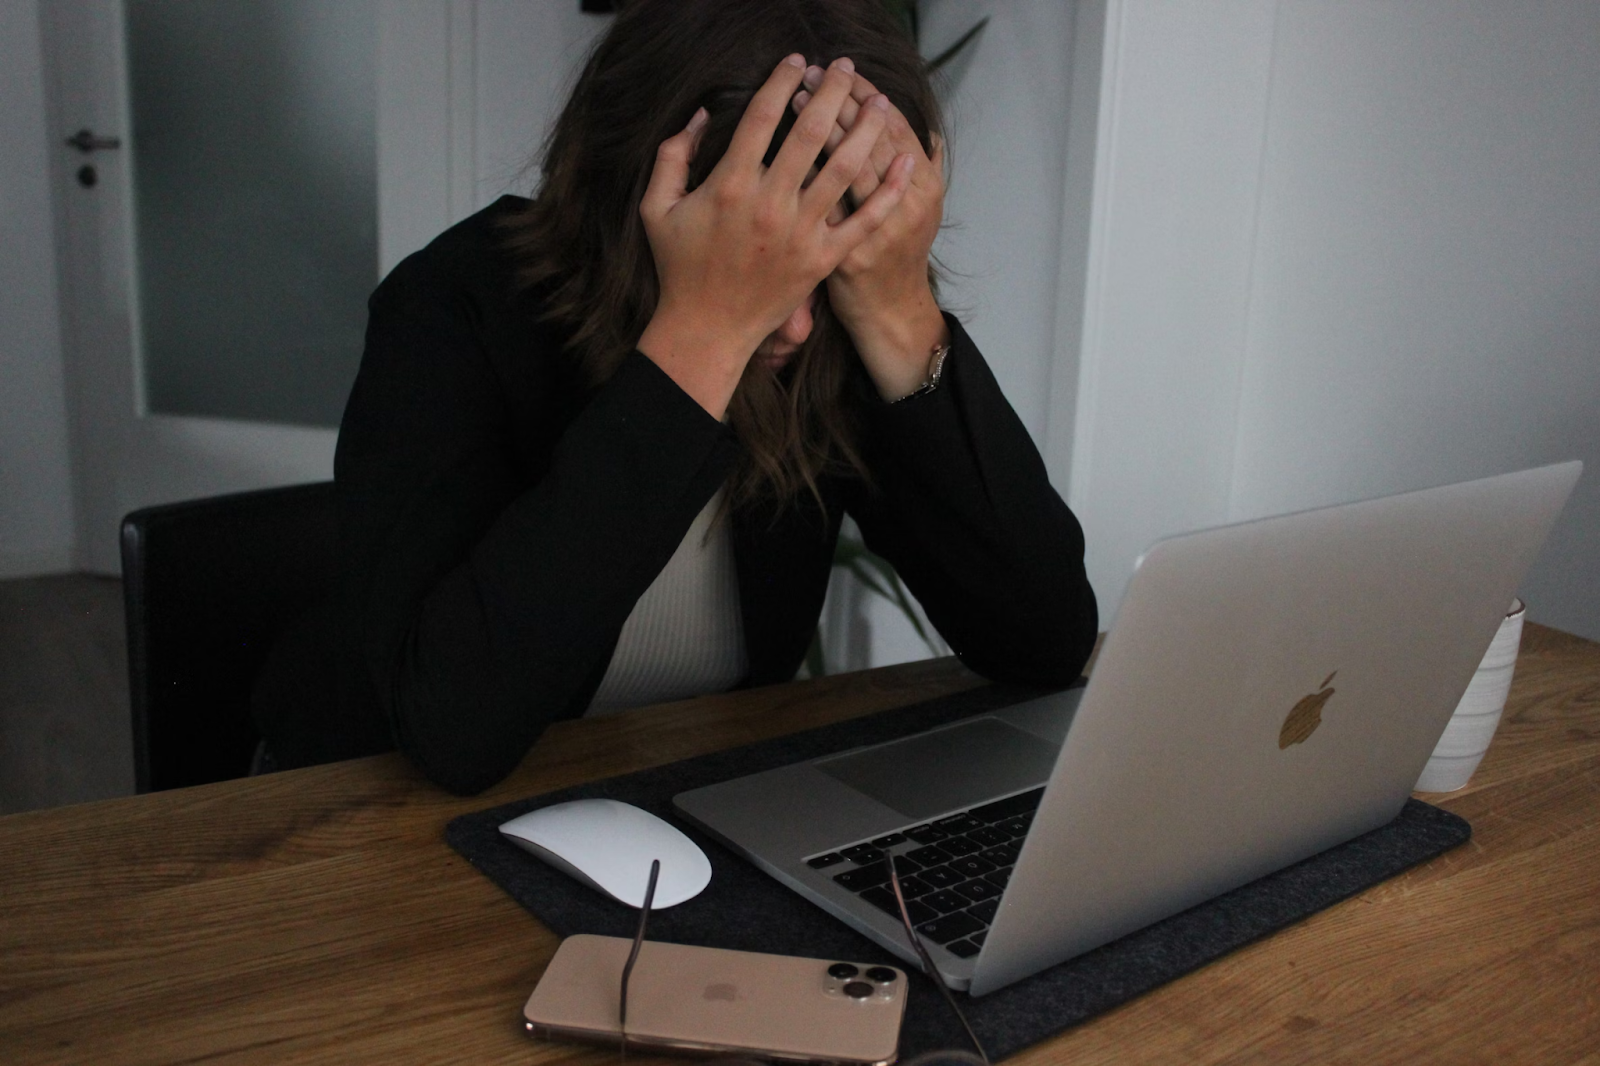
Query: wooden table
xmin=3 ymin=624 xmax=1597 ymax=1065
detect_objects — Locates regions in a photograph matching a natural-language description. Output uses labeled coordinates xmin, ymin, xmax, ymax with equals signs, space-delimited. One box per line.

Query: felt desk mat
xmin=447 ymin=684 xmax=1471 ymax=1059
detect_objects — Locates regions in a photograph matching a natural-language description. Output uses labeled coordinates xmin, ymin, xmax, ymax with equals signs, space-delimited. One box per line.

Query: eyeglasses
xmin=616 ymin=857 xmax=988 ymax=1065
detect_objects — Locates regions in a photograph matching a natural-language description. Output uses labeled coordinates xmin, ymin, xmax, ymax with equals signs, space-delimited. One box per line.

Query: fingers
xmin=827 ymin=152 xmax=914 ymax=252
xmin=795 ymin=86 xmax=879 ymax=170
xmin=800 ymin=67 xmax=924 ymax=159
xmin=794 ymin=66 xmax=925 ymax=202
xmin=769 ymin=59 xmax=857 ymax=189
xmin=641 ymin=107 xmax=708 ymax=221
xmin=794 ymin=87 xmax=876 ymax=206
xmin=722 ymin=54 xmax=808 ymax=175
xmin=842 ymin=71 xmax=927 ymax=159
xmin=802 ymin=93 xmax=889 ymax=217
xmin=847 ymin=92 xmax=898 ymax=202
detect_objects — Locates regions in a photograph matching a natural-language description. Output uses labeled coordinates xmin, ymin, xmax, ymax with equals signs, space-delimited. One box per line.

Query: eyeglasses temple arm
xmin=618 ymin=859 xmax=661 ymax=1057
xmin=888 ymin=861 xmax=989 ymax=1065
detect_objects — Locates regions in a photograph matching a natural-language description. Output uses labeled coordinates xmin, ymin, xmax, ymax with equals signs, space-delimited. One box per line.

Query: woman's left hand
xmin=794 ymin=68 xmax=949 ymax=401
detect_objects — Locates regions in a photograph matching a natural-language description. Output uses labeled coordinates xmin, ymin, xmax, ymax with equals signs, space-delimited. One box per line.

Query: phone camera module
xmin=824 ymin=960 xmax=895 ymax=1002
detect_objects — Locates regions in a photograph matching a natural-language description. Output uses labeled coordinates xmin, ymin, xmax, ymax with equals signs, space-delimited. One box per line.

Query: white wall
xmin=1231 ymin=0 xmax=1600 ymax=640
xmin=919 ymin=1 xmax=1078 ymax=445
xmin=1067 ymin=0 xmax=1279 ymax=621
xmin=1070 ymin=0 xmax=1600 ymax=640
xmin=473 ymin=0 xmax=608 ymax=205
xmin=0 ymin=0 xmax=76 ymax=577
xmin=377 ymin=0 xmax=608 ymax=273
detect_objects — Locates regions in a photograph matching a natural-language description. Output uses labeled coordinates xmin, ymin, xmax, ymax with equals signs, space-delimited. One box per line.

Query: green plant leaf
xmin=926 ymin=17 xmax=989 ymax=74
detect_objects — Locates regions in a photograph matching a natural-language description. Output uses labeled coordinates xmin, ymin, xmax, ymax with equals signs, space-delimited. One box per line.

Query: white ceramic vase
xmin=1415 ymin=599 xmax=1526 ymax=793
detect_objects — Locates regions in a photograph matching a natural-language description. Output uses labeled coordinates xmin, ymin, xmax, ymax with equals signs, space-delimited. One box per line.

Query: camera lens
xmin=827 ymin=963 xmax=859 ymax=979
xmin=843 ymin=980 xmax=874 ymax=999
xmin=865 ymin=966 xmax=897 ymax=984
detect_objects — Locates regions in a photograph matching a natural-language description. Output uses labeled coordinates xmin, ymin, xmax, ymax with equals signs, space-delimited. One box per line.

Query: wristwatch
xmin=889 ymin=343 xmax=950 ymax=404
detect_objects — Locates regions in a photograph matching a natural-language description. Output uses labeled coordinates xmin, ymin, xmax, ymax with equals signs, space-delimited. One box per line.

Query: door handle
xmin=65 ymin=128 xmax=122 ymax=154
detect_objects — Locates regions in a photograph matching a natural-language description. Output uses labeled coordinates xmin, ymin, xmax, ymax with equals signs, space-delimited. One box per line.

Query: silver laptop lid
xmin=970 ymin=460 xmax=1581 ymax=995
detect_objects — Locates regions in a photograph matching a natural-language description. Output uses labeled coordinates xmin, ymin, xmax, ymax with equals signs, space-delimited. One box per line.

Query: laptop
xmin=674 ymin=461 xmax=1581 ymax=996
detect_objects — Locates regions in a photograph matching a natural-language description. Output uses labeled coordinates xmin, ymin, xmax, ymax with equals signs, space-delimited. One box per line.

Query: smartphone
xmin=524 ymin=934 xmax=907 ymax=1065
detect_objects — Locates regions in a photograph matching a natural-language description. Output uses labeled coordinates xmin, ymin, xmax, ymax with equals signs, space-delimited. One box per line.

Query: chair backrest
xmin=121 ymin=482 xmax=336 ymax=792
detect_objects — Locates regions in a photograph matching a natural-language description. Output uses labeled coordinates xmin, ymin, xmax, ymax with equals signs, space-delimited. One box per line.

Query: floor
xmin=0 ymin=574 xmax=134 ymax=814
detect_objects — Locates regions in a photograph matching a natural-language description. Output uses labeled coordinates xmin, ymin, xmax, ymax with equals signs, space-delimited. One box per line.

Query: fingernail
xmin=870 ymin=94 xmax=890 ymax=112
xmin=803 ymin=65 xmax=824 ymax=89
xmin=785 ymin=53 xmax=805 ymax=68
xmin=834 ymin=57 xmax=856 ymax=74
xmin=793 ymin=90 xmax=811 ymax=110
xmin=688 ymin=107 xmax=708 ymax=132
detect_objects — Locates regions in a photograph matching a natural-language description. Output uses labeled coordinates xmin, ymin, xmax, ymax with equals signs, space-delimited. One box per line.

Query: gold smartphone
xmin=524 ymin=934 xmax=907 ymax=1065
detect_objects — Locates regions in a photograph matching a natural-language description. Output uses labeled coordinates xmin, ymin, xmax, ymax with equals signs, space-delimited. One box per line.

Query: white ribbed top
xmin=586 ymin=489 xmax=747 ymax=715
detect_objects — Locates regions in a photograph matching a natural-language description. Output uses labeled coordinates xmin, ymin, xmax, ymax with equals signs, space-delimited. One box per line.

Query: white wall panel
xmin=1070 ymin=0 xmax=1600 ymax=640
xmin=1066 ymin=0 xmax=1278 ymax=622
xmin=1230 ymin=0 xmax=1600 ymax=638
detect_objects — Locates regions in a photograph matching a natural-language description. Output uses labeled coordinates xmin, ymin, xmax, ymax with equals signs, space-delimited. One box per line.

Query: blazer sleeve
xmin=845 ymin=315 xmax=1098 ymax=686
xmin=331 ymin=251 xmax=738 ymax=795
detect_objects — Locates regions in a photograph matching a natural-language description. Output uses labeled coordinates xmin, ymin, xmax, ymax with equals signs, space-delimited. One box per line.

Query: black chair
xmin=121 ymin=482 xmax=336 ymax=793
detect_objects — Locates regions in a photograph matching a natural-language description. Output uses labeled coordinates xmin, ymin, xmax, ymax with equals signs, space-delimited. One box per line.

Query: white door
xmin=42 ymin=0 xmax=607 ymax=574
xmin=43 ymin=0 xmax=373 ymax=573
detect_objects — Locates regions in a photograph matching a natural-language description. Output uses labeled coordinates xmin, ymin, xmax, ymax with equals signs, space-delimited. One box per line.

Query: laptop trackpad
xmin=816 ymin=717 xmax=1059 ymax=822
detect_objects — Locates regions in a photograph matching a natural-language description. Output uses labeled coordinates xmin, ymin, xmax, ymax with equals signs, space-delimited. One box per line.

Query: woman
xmin=253 ymin=0 xmax=1096 ymax=795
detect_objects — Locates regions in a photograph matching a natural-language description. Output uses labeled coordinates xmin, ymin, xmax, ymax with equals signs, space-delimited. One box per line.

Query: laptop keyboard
xmin=803 ymin=787 xmax=1044 ymax=959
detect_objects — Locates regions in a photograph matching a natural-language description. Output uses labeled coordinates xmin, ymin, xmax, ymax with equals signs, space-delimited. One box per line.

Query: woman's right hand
xmin=636 ymin=55 xmax=914 ymax=419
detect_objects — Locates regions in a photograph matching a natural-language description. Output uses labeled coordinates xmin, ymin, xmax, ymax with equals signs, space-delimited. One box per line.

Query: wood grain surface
xmin=1 ymin=626 xmax=1596 ymax=1065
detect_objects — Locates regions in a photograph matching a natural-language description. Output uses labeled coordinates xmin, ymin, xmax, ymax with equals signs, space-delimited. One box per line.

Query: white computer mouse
xmin=498 ymin=798 xmax=712 ymax=908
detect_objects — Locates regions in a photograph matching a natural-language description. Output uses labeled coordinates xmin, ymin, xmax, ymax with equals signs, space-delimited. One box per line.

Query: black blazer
xmin=252 ymin=197 xmax=1097 ymax=795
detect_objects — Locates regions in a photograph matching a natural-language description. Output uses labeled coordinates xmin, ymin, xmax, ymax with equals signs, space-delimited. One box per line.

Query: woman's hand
xmin=637 ymin=55 xmax=914 ymax=420
xmin=794 ymin=68 xmax=949 ymax=402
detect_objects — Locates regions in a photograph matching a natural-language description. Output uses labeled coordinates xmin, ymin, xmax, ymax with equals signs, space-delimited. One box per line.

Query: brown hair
xmin=503 ymin=0 xmax=942 ymax=512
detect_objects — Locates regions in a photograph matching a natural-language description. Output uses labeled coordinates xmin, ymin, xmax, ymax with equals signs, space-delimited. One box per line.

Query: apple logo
xmin=703 ymin=983 xmax=738 ymax=1002
xmin=1279 ymin=671 xmax=1337 ymax=749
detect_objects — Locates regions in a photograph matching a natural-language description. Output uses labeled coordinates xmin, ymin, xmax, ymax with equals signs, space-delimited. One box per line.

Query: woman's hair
xmin=503 ymin=0 xmax=942 ymax=514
